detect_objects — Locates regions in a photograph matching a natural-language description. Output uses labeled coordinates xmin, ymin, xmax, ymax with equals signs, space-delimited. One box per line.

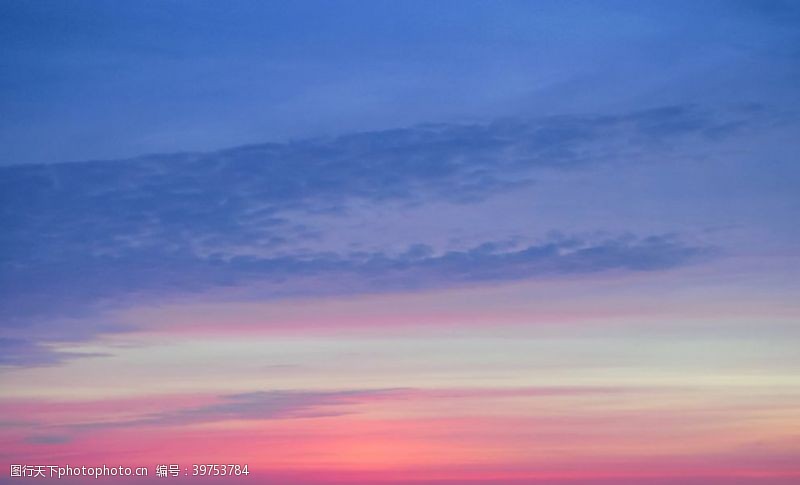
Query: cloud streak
xmin=0 ymin=104 xmax=745 ymax=267
xmin=14 ymin=386 xmax=630 ymax=433
xmin=0 ymin=234 xmax=712 ymax=365
xmin=0 ymin=338 xmax=108 ymax=368
xmin=0 ymin=105 xmax=740 ymax=366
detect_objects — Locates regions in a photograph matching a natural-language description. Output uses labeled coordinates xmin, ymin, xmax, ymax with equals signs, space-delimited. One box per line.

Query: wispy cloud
xmin=0 ymin=105 xmax=746 ymax=268
xmin=0 ymin=105 xmax=745 ymax=366
xmin=101 ymin=389 xmax=399 ymax=428
xmin=24 ymin=434 xmax=72 ymax=445
xmin=20 ymin=386 xmax=629 ymax=432
xmin=0 ymin=234 xmax=712 ymax=366
xmin=0 ymin=337 xmax=108 ymax=368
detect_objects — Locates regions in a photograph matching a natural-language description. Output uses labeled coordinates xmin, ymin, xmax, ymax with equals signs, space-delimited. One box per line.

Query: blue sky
xmin=2 ymin=0 xmax=799 ymax=164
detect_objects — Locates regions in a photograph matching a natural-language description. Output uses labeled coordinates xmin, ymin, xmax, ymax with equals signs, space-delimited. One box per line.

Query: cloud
xmin=25 ymin=434 xmax=72 ymax=445
xmin=116 ymin=389 xmax=398 ymax=427
xmin=0 ymin=234 xmax=711 ymax=340
xmin=0 ymin=105 xmax=740 ymax=365
xmin=60 ymin=386 xmax=629 ymax=431
xmin=0 ymin=104 xmax=745 ymax=265
xmin=0 ymin=338 xmax=108 ymax=368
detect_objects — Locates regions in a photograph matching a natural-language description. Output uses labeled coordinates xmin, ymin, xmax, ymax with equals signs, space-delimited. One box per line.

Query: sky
xmin=1 ymin=1 xmax=799 ymax=484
